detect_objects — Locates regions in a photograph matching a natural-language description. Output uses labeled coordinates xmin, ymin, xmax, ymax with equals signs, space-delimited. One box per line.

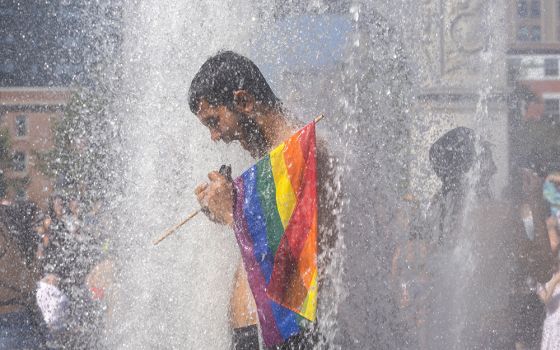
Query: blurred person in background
xmin=44 ymin=194 xmax=73 ymax=290
xmin=40 ymin=194 xmax=86 ymax=347
xmin=510 ymin=148 xmax=559 ymax=350
xmin=511 ymin=168 xmax=552 ymax=350
xmin=424 ymin=127 xmax=514 ymax=349
xmin=543 ymin=170 xmax=560 ymax=256
xmin=32 ymin=206 xmax=71 ymax=349
xmin=423 ymin=127 xmax=555 ymax=349
xmin=537 ymin=160 xmax=560 ymax=350
xmin=0 ymin=201 xmax=46 ymax=349
xmin=425 ymin=127 xmax=497 ymax=247
xmin=537 ymin=269 xmax=560 ymax=350
xmin=35 ymin=214 xmax=52 ymax=263
xmin=63 ymin=195 xmax=82 ymax=236
xmin=36 ymin=273 xmax=70 ymax=349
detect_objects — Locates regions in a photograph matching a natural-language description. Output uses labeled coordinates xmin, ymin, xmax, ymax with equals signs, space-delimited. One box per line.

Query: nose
xmin=210 ymin=128 xmax=221 ymax=142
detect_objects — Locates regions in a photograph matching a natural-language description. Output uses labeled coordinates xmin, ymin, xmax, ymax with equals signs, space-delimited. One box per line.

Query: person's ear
xmin=233 ymin=90 xmax=255 ymax=114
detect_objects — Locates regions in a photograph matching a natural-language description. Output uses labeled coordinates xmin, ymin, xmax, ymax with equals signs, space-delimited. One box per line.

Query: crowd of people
xmin=390 ymin=127 xmax=560 ymax=350
xmin=0 ymin=193 xmax=113 ymax=349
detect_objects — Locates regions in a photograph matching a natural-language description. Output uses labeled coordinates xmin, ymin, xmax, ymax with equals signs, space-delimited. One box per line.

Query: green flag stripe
xmin=256 ymin=155 xmax=285 ymax=256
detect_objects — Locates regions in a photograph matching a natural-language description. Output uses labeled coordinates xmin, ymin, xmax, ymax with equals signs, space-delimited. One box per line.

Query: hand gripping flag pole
xmin=152 ymin=114 xmax=324 ymax=246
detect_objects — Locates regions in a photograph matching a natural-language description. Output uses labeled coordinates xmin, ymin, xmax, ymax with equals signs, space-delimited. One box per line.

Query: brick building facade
xmin=0 ymin=87 xmax=72 ymax=208
xmin=507 ymin=0 xmax=560 ymax=123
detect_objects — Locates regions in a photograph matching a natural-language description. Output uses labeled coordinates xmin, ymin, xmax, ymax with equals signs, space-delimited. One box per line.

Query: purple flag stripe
xmin=233 ymin=177 xmax=283 ymax=347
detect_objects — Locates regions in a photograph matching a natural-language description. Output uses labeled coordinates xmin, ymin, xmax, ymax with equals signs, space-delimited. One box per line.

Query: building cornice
xmin=0 ymin=87 xmax=74 ymax=92
xmin=0 ymin=86 xmax=74 ymax=112
xmin=0 ymin=105 xmax=67 ymax=113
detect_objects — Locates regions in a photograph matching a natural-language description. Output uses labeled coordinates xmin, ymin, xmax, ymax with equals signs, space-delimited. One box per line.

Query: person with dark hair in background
xmin=510 ymin=148 xmax=559 ymax=350
xmin=188 ymin=51 xmax=341 ymax=349
xmin=538 ymin=160 xmax=560 ymax=350
xmin=0 ymin=201 xmax=46 ymax=349
xmin=43 ymin=195 xmax=72 ymax=288
xmin=422 ymin=127 xmax=556 ymax=349
xmin=63 ymin=195 xmax=82 ymax=236
xmin=426 ymin=127 xmax=497 ymax=246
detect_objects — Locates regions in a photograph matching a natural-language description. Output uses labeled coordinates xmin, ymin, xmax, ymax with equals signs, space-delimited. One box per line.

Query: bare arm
xmin=539 ymin=273 xmax=560 ymax=304
xmin=229 ymin=261 xmax=257 ymax=328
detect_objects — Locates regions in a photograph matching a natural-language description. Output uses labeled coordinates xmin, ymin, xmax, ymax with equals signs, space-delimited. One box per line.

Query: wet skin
xmin=193 ymin=93 xmax=296 ymax=328
xmin=192 ymin=92 xmax=340 ymax=332
xmin=194 ymin=93 xmax=292 ymax=225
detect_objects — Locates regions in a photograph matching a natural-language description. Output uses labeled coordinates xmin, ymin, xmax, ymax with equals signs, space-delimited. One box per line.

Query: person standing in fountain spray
xmin=188 ymin=51 xmax=341 ymax=349
xmin=422 ymin=127 xmax=554 ymax=349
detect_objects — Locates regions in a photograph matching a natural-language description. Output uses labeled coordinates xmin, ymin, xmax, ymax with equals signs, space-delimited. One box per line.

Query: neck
xmin=254 ymin=107 xmax=296 ymax=152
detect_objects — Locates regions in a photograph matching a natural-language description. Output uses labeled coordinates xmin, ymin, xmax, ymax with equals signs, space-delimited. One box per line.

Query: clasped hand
xmin=195 ymin=171 xmax=234 ymax=226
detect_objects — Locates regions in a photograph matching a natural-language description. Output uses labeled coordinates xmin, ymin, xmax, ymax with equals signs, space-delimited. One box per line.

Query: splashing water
xmin=102 ymin=1 xmax=510 ymax=349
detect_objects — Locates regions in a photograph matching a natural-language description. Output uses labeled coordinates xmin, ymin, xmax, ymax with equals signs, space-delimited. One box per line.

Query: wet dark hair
xmin=429 ymin=127 xmax=476 ymax=183
xmin=188 ymin=51 xmax=281 ymax=114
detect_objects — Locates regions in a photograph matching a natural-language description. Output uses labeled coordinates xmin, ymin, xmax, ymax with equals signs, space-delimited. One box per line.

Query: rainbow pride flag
xmin=232 ymin=120 xmax=318 ymax=346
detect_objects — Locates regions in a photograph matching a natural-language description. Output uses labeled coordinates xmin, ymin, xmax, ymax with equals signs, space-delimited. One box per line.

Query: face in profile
xmin=196 ymin=99 xmax=243 ymax=143
xmin=196 ymin=99 xmax=267 ymax=158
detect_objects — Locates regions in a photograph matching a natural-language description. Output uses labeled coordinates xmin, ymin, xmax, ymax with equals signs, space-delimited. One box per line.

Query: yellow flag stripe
xmin=269 ymin=143 xmax=297 ymax=228
xmin=298 ymin=270 xmax=318 ymax=321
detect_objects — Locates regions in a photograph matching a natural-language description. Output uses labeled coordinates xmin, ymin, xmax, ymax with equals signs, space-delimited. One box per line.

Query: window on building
xmin=544 ymin=99 xmax=560 ymax=123
xmin=530 ymin=0 xmax=541 ymax=17
xmin=12 ymin=152 xmax=26 ymax=172
xmin=15 ymin=115 xmax=27 ymax=137
xmin=517 ymin=25 xmax=541 ymax=41
xmin=556 ymin=0 xmax=560 ymax=41
xmin=0 ymin=60 xmax=15 ymax=73
xmin=3 ymin=33 xmax=14 ymax=44
xmin=508 ymin=58 xmax=522 ymax=83
xmin=531 ymin=25 xmax=542 ymax=41
xmin=518 ymin=0 xmax=529 ymax=17
xmin=517 ymin=26 xmax=530 ymax=41
xmin=545 ymin=59 xmax=559 ymax=76
xmin=0 ymin=6 xmax=16 ymax=16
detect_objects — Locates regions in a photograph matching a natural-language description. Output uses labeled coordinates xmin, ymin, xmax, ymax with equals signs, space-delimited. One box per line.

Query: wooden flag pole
xmin=152 ymin=114 xmax=325 ymax=246
xmin=153 ymin=210 xmax=200 ymax=246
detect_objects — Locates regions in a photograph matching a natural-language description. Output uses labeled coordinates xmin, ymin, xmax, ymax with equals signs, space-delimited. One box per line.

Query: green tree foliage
xmin=37 ymin=90 xmax=117 ymax=203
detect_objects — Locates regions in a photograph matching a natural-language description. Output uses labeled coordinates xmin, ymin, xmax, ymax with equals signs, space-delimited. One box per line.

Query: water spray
xmin=152 ymin=114 xmax=325 ymax=246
